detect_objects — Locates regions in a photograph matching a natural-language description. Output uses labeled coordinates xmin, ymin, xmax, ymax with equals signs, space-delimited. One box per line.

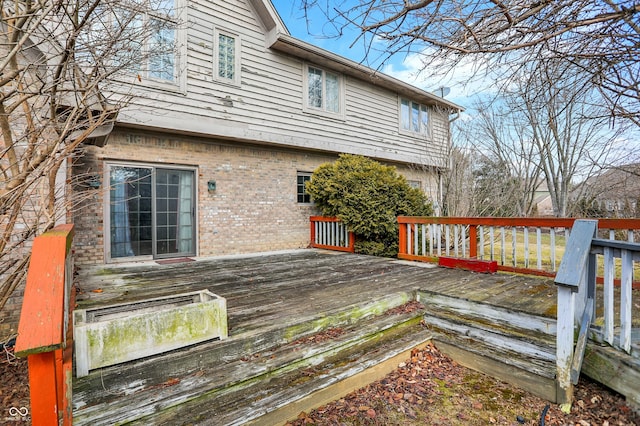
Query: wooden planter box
xmin=73 ymin=290 xmax=227 ymax=377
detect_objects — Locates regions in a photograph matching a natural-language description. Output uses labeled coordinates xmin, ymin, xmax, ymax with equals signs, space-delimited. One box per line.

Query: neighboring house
xmin=572 ymin=164 xmax=640 ymax=218
xmin=533 ymin=181 xmax=554 ymax=217
xmin=70 ymin=0 xmax=462 ymax=265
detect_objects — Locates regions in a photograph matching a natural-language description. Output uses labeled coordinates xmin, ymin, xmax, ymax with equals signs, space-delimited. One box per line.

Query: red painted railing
xmin=398 ymin=216 xmax=640 ymax=283
xmin=14 ymin=224 xmax=75 ymax=426
xmin=310 ymin=216 xmax=355 ymax=253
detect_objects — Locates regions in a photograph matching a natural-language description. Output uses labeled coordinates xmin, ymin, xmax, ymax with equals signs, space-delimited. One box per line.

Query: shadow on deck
xmin=72 ymin=249 xmax=640 ymax=425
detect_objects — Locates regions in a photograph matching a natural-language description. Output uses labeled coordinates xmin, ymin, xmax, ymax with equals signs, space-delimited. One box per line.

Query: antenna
xmin=435 ymin=87 xmax=450 ymax=97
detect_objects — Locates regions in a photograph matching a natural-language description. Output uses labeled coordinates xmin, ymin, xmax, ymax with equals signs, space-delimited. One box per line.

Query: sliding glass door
xmin=108 ymin=164 xmax=195 ymax=260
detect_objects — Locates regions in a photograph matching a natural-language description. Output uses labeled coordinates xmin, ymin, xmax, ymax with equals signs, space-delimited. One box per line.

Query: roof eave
xmin=270 ymin=33 xmax=464 ymax=112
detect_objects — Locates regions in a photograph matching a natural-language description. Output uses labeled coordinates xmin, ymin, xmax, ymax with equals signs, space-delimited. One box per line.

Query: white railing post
xmin=554 ymin=219 xmax=598 ymax=407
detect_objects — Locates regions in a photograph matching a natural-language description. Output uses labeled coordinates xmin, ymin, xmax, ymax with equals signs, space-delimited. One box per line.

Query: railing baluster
xmin=414 ymin=224 xmax=419 ymax=256
xmin=489 ymin=226 xmax=495 ymax=260
xmin=454 ymin=225 xmax=459 ymax=257
xmin=550 ymin=228 xmax=556 ymax=271
xmin=437 ymin=224 xmax=442 ymax=256
xmin=536 ymin=227 xmax=542 ymax=270
xmin=621 ymin=248 xmax=633 ymax=353
xmin=603 ymin=246 xmax=615 ymax=346
xmin=524 ymin=226 xmax=529 ymax=268
xmin=479 ymin=226 xmax=484 ymax=260
xmin=512 ymin=227 xmax=517 ymax=268
xmin=500 ymin=227 xmax=506 ymax=266
xmin=429 ymin=223 xmax=436 ymax=256
xmin=462 ymin=225 xmax=467 ymax=258
xmin=421 ymin=224 xmax=427 ymax=256
xmin=445 ymin=225 xmax=451 ymax=256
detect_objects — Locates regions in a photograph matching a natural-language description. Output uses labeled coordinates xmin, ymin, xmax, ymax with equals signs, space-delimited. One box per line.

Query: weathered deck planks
xmin=73 ymin=249 xmax=640 ymax=423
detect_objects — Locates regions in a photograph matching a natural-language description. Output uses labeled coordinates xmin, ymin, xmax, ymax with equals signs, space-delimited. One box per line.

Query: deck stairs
xmin=72 ymin=290 xmax=432 ymax=425
xmin=71 ymin=285 xmax=570 ymax=425
xmin=417 ymin=289 xmax=559 ymax=402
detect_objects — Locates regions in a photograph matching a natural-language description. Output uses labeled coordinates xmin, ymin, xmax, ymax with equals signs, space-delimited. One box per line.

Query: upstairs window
xmin=400 ymin=99 xmax=430 ymax=135
xmin=305 ymin=65 xmax=342 ymax=115
xmin=83 ymin=0 xmax=183 ymax=89
xmin=214 ymin=29 xmax=240 ymax=85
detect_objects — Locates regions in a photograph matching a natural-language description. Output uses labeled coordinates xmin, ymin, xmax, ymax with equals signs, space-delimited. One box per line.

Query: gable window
xmin=305 ymin=65 xmax=342 ymax=115
xmin=400 ymin=99 xmax=430 ymax=135
xmin=297 ymin=172 xmax=312 ymax=204
xmin=214 ymin=29 xmax=240 ymax=85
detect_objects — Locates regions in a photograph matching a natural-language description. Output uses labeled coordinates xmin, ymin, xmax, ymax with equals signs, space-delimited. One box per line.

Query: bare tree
xmin=0 ymin=0 xmax=177 ymax=331
xmin=454 ymin=59 xmax=625 ymax=217
xmin=299 ymin=0 xmax=640 ymax=125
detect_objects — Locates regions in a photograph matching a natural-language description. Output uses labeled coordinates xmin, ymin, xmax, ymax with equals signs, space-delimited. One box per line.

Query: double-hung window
xmin=214 ymin=29 xmax=240 ymax=85
xmin=400 ymin=99 xmax=430 ymax=136
xmin=95 ymin=0 xmax=182 ymax=87
xmin=305 ymin=65 xmax=342 ymax=115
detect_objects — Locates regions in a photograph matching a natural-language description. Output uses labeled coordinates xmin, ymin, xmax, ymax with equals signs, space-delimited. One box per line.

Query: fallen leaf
xmin=91 ymin=288 xmax=103 ymax=293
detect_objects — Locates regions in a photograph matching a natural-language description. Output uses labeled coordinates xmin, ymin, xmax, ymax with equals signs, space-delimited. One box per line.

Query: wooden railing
xmin=14 ymin=224 xmax=75 ymax=426
xmin=398 ymin=216 xmax=640 ymax=283
xmin=554 ymin=219 xmax=639 ymax=406
xmin=310 ymin=216 xmax=355 ymax=253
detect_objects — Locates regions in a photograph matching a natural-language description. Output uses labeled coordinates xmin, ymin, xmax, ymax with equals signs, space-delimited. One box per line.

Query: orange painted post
xmin=398 ymin=221 xmax=407 ymax=256
xmin=27 ymin=352 xmax=59 ymax=424
xmin=14 ymin=224 xmax=74 ymax=426
xmin=469 ymin=225 xmax=478 ymax=259
xmin=310 ymin=218 xmax=317 ymax=247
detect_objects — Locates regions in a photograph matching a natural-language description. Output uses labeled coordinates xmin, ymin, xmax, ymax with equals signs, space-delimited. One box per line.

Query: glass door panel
xmin=155 ymin=169 xmax=195 ymax=257
xmin=110 ymin=166 xmax=153 ymax=258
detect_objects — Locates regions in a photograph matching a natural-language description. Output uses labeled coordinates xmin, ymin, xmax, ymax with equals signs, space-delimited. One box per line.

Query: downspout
xmin=439 ymin=109 xmax=462 ymax=216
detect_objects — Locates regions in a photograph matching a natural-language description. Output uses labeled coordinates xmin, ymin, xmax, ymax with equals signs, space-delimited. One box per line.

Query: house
xmin=70 ymin=0 xmax=462 ymax=265
xmin=0 ymin=0 xmax=461 ymax=340
xmin=571 ymin=163 xmax=640 ymax=218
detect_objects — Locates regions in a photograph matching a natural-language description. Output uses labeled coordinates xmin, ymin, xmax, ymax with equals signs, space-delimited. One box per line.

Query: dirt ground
xmin=1 ymin=341 xmax=638 ymax=425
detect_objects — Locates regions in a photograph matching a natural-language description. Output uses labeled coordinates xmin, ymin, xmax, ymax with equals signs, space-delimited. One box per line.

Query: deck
xmin=72 ymin=249 xmax=640 ymax=424
xmin=76 ymin=249 xmax=558 ymax=320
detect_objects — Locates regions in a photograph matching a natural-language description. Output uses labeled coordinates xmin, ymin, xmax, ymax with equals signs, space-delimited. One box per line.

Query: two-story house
xmin=69 ymin=0 xmax=462 ymax=265
xmin=60 ymin=0 xmax=460 ymax=263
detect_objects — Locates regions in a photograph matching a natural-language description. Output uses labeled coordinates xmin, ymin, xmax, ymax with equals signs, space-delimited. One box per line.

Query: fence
xmin=310 ymin=216 xmax=355 ymax=253
xmin=398 ymin=216 xmax=640 ymax=284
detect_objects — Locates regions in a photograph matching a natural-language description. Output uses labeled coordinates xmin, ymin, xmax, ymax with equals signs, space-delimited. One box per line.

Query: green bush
xmin=306 ymin=154 xmax=433 ymax=256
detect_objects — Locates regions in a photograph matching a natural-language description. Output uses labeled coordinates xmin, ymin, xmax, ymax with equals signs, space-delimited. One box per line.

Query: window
xmin=305 ymin=65 xmax=342 ymax=115
xmin=407 ymin=180 xmax=422 ymax=190
xmin=214 ymin=29 xmax=240 ymax=84
xmin=400 ymin=99 xmax=430 ymax=135
xmin=96 ymin=0 xmax=182 ymax=88
xmin=297 ymin=172 xmax=312 ymax=204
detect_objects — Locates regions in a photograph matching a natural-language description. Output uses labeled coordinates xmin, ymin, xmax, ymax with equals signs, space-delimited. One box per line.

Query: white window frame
xmin=302 ymin=63 xmax=345 ymax=118
xmin=399 ymin=98 xmax=431 ymax=137
xmin=214 ymin=27 xmax=241 ymax=86
xmin=297 ymin=172 xmax=313 ymax=204
xmin=110 ymin=0 xmax=187 ymax=93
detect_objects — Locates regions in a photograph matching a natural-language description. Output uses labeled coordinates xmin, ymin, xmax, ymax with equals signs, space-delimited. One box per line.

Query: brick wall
xmin=72 ymin=128 xmax=438 ymax=265
xmin=72 ymin=129 xmax=334 ymax=264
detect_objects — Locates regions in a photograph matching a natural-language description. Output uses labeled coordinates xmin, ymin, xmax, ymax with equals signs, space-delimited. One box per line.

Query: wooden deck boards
xmin=76 ymin=250 xmax=559 ymax=331
xmin=73 ymin=249 xmax=640 ymax=423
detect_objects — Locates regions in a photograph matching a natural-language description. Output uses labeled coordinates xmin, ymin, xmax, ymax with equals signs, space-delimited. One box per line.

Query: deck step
xmin=417 ymin=290 xmax=558 ymax=402
xmin=72 ymin=294 xmax=428 ymax=425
